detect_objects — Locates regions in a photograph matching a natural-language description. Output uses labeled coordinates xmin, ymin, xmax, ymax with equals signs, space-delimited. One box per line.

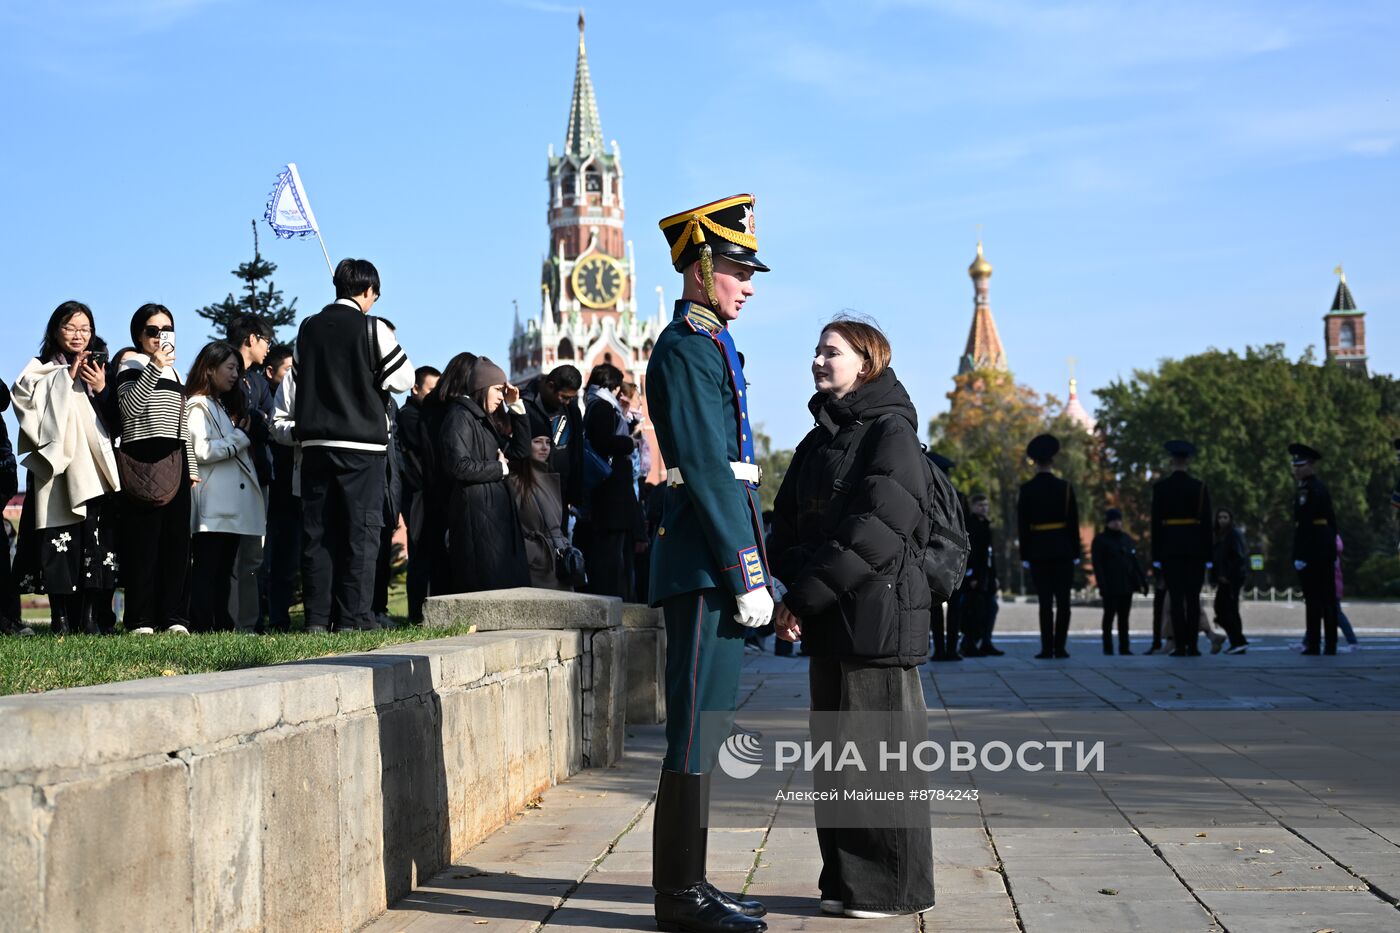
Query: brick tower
xmin=1323 ymin=265 xmax=1367 ymax=374
xmin=959 ymin=240 xmax=1009 ymax=374
xmin=509 ymin=12 xmax=664 ymax=482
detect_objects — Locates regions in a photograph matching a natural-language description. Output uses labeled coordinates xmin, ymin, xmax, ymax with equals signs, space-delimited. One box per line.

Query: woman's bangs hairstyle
xmin=186 ymin=340 xmax=247 ymax=421
xmin=39 ymin=300 xmax=95 ymax=361
xmin=821 ymin=316 xmax=891 ymax=382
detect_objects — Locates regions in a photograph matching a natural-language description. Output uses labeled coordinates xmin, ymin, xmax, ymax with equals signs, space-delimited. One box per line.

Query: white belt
xmin=667 ymin=462 xmax=761 ymax=487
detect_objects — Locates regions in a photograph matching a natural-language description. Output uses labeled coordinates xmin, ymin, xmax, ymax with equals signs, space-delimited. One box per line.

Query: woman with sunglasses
xmin=115 ymin=303 xmax=195 ymax=634
xmin=10 ymin=301 xmax=121 ymax=635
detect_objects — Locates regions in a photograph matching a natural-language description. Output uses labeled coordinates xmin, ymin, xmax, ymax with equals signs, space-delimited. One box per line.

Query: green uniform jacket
xmin=646 ymin=301 xmax=768 ymax=605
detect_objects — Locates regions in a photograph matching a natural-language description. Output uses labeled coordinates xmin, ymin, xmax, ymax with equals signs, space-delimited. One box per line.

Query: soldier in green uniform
xmin=647 ymin=194 xmax=772 ymax=933
xmin=1150 ymin=440 xmax=1213 ymax=657
xmin=1017 ymin=434 xmax=1081 ymax=658
xmin=1290 ymin=443 xmax=1339 ymax=654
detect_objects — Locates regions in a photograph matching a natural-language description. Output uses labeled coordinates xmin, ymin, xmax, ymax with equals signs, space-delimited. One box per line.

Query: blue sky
xmin=2 ymin=0 xmax=1397 ymax=450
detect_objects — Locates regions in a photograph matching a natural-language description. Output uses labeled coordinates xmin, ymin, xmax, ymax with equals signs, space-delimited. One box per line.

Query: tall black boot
xmin=653 ymin=770 xmax=766 ymax=932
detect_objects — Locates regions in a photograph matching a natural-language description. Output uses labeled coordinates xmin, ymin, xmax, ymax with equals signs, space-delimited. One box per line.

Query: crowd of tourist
xmin=0 ymin=258 xmax=653 ymax=636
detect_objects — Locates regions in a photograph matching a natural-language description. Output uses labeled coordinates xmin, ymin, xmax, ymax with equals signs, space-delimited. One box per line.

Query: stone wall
xmin=0 ymin=623 xmax=611 ymax=933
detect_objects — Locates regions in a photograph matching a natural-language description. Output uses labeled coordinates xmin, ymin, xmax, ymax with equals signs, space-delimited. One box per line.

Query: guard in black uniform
xmin=1017 ymin=434 xmax=1081 ymax=658
xmin=1290 ymin=443 xmax=1339 ymax=654
xmin=964 ymin=492 xmax=1002 ymax=655
xmin=1150 ymin=440 xmax=1213 ymax=657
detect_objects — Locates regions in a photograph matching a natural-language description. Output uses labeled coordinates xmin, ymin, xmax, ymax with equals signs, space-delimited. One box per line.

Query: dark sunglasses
xmin=142 ymin=324 xmax=176 ymax=339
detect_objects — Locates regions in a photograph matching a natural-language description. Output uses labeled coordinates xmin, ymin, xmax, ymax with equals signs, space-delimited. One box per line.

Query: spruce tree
xmin=196 ymin=220 xmax=299 ymax=342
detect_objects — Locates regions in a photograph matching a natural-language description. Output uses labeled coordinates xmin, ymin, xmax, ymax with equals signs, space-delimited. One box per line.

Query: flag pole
xmin=287 ymin=162 xmax=335 ymax=277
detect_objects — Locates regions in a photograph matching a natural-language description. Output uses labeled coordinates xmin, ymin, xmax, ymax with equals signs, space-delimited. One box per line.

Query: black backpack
xmin=831 ymin=415 xmax=970 ymax=602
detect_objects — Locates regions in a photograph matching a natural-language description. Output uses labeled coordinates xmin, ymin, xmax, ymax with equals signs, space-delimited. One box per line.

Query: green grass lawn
xmin=1 ymin=585 xmax=476 ymax=696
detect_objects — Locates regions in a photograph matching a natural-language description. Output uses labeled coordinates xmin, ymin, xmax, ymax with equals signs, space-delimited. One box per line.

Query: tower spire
xmin=564 ymin=9 xmax=604 ymax=158
xmin=959 ymin=238 xmax=1008 ymax=375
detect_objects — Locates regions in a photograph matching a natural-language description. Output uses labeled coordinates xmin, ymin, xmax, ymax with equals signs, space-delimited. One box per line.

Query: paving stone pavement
xmin=367 ymin=608 xmax=1400 ymax=933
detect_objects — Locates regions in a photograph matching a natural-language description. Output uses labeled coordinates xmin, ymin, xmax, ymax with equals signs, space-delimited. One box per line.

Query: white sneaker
xmin=1339 ymin=643 xmax=1357 ymax=653
xmin=1224 ymin=644 xmax=1247 ymax=655
xmin=844 ymin=904 xmax=934 ymax=919
xmin=819 ymin=899 xmax=844 ymax=915
xmin=1289 ymin=641 xmax=1305 ymax=652
xmin=166 ymin=624 xmax=191 ymax=635
xmin=129 ymin=626 xmax=155 ymax=635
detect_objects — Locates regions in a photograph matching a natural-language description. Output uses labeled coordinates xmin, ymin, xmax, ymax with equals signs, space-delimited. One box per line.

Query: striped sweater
xmin=116 ymin=355 xmax=197 ymax=479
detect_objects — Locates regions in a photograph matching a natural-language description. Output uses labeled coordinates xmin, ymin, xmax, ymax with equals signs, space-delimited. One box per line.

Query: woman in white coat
xmin=186 ymin=341 xmax=265 ymax=633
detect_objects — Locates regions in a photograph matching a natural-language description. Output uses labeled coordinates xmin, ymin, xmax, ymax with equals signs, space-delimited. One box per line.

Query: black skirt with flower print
xmin=13 ymin=479 xmax=120 ymax=595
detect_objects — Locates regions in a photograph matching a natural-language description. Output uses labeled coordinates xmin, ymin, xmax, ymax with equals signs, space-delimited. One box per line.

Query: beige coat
xmin=11 ymin=358 xmax=119 ymax=529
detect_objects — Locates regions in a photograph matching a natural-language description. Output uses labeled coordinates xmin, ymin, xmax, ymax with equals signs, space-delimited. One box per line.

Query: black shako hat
xmin=1165 ymin=439 xmax=1197 ymax=458
xmin=1026 ymin=433 xmax=1060 ymax=463
xmin=926 ymin=450 xmax=956 ymax=474
xmin=1288 ymin=443 xmax=1322 ymax=465
xmin=659 ymin=194 xmax=770 ymax=273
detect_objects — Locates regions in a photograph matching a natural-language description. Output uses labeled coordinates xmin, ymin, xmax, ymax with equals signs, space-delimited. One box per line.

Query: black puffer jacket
xmin=439 ymin=396 xmax=531 ymax=593
xmin=768 ymin=369 xmax=933 ymax=667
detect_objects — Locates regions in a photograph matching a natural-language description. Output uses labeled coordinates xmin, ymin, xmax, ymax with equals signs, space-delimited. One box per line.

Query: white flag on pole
xmin=264 ymin=163 xmax=321 ymax=239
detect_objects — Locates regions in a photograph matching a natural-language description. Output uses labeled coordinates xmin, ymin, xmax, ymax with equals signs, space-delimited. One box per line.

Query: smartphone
xmin=158 ymin=330 xmax=176 ymax=353
xmin=89 ymin=351 xmax=108 ymax=369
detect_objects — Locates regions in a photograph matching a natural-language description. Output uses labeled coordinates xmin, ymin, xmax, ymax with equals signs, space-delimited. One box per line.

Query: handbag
xmin=117 ymin=446 xmax=183 ymax=507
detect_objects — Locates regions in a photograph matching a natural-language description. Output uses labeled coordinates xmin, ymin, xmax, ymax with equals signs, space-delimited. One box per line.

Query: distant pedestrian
xmin=397 ymin=364 xmax=439 ymax=622
xmin=577 ymin=363 xmax=641 ymax=601
xmin=1210 ymin=508 xmax=1249 ymax=654
xmin=1289 ymin=443 xmax=1339 ymax=654
xmin=0 ymin=383 xmax=25 ymax=636
xmin=186 ymin=342 xmax=265 ymax=633
xmin=1151 ymin=440 xmax=1213 ymax=657
xmin=261 ymin=344 xmax=298 ymax=632
xmin=273 ymin=258 xmax=414 ymax=632
xmin=226 ymin=314 xmax=274 ymax=632
xmin=520 ymin=364 xmax=583 ymax=515
xmin=1091 ymin=507 xmax=1147 ymax=654
xmin=964 ymin=493 xmax=1003 ymax=655
xmin=1333 ymin=533 xmax=1359 ymax=651
xmin=11 ymin=301 xmax=121 ymax=635
xmin=439 ymin=356 xmax=531 ymax=594
xmin=509 ymin=432 xmax=571 ymax=590
xmin=1018 ymin=433 xmax=1081 ymax=659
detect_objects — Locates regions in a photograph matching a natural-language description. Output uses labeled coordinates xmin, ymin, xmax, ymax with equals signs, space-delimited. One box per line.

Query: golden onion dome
xmin=968 ymin=241 xmax=993 ymax=279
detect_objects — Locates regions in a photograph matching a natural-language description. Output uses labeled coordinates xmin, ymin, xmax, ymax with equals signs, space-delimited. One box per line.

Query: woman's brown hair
xmin=186 ymin=340 xmax=247 ymax=422
xmin=821 ymin=317 xmax=891 ymax=382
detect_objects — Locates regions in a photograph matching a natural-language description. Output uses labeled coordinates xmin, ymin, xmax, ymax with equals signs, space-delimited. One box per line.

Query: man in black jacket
xmin=228 ymin=314 xmax=274 ymax=632
xmin=272 ymin=258 xmax=414 ymax=632
xmin=397 ymin=365 xmax=439 ymax=622
xmin=1017 ymin=434 xmax=1081 ymax=658
xmin=577 ymin=363 xmax=640 ymax=601
xmin=1151 ymin=440 xmax=1213 ymax=656
xmin=1091 ymin=508 xmax=1148 ymax=654
xmin=1290 ymin=443 xmax=1339 ymax=654
xmin=964 ymin=493 xmax=1003 ymax=656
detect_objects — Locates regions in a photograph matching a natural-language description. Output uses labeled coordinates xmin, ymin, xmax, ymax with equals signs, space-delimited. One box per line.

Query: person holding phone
xmin=185 ymin=341 xmax=266 ymax=632
xmin=10 ymin=301 xmax=121 ymax=635
xmin=116 ymin=303 xmax=195 ymax=634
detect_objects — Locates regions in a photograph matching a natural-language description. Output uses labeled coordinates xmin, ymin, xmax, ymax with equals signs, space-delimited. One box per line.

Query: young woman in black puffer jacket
xmin=768 ymin=318 xmax=936 ymax=920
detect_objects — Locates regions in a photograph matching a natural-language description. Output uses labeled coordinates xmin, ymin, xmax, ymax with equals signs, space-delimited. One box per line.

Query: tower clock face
xmin=571 ymin=254 xmax=623 ymax=309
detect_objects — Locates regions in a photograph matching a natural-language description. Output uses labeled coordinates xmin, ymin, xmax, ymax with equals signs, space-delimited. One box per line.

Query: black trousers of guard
xmin=1029 ymin=559 xmax=1073 ymax=654
xmin=1161 ymin=557 xmax=1205 ymax=651
xmin=300 ymin=448 xmax=384 ymax=631
xmin=1299 ymin=563 xmax=1338 ymax=652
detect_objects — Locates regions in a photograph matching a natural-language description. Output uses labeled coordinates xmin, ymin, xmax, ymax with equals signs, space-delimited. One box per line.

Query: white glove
xmin=1294 ymin=560 xmax=1307 ymax=571
xmin=734 ymin=588 xmax=774 ymax=629
xmin=1205 ymin=562 xmax=1213 ymax=570
xmin=1021 ymin=561 xmax=1030 ymax=569
xmin=965 ymin=569 xmax=974 ymax=577
xmin=1073 ymin=559 xmax=1081 ymax=566
xmin=1152 ymin=561 xmax=1162 ymax=569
